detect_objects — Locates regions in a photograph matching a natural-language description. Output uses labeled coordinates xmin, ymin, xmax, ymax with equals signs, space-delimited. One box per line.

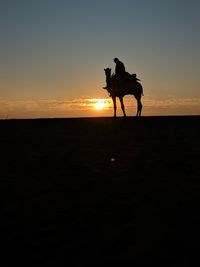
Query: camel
xmin=103 ymin=68 xmax=144 ymax=117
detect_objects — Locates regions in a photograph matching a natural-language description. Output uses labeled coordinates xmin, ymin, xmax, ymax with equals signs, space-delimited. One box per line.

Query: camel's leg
xmin=119 ymin=97 xmax=126 ymax=117
xmin=136 ymin=100 xmax=140 ymax=117
xmin=139 ymin=102 xmax=142 ymax=116
xmin=136 ymin=99 xmax=142 ymax=117
xmin=112 ymin=97 xmax=117 ymax=117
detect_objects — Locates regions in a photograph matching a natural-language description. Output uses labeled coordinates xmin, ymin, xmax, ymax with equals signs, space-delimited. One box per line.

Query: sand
xmin=1 ymin=116 xmax=200 ymax=266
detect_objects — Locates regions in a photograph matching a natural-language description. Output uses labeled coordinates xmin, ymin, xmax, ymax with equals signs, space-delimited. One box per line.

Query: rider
xmin=103 ymin=58 xmax=126 ymax=89
xmin=114 ymin=57 xmax=126 ymax=77
xmin=113 ymin=57 xmax=126 ymax=90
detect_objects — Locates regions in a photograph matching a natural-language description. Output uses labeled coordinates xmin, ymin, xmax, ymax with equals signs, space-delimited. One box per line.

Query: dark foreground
xmin=1 ymin=116 xmax=200 ymax=266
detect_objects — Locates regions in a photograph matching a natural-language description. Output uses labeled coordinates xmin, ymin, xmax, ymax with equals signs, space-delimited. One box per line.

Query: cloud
xmin=0 ymin=97 xmax=200 ymax=119
xmin=140 ymin=97 xmax=200 ymax=116
xmin=0 ymin=98 xmax=113 ymax=118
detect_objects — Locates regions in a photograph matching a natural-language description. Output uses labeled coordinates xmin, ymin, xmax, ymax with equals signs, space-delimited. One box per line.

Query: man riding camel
xmin=103 ymin=58 xmax=140 ymax=89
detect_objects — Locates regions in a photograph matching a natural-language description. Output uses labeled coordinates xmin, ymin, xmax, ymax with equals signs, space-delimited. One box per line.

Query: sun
xmin=95 ymin=102 xmax=105 ymax=110
xmin=94 ymin=99 xmax=107 ymax=110
xmin=89 ymin=98 xmax=112 ymax=111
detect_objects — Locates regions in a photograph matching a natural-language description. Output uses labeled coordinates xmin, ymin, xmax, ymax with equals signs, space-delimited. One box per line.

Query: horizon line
xmin=1 ymin=114 xmax=200 ymax=121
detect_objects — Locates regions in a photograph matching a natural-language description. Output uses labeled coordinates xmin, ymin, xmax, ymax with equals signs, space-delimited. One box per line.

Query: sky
xmin=0 ymin=0 xmax=200 ymax=118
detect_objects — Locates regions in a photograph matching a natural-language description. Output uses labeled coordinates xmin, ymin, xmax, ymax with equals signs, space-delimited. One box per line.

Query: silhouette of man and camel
xmin=103 ymin=58 xmax=143 ymax=117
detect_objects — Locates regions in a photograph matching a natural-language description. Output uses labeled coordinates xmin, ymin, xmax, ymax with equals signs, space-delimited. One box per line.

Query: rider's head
xmin=114 ymin=58 xmax=119 ymax=63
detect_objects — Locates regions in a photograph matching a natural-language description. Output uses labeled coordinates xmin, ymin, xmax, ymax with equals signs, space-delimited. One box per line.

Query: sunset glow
xmin=93 ymin=99 xmax=109 ymax=110
xmin=1 ymin=97 xmax=200 ymax=119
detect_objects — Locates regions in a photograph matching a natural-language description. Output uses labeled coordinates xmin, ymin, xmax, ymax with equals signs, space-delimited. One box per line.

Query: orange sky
xmin=1 ymin=97 xmax=200 ymax=119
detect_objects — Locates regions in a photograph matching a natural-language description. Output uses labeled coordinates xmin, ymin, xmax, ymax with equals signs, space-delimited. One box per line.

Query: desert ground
xmin=1 ymin=116 xmax=200 ymax=266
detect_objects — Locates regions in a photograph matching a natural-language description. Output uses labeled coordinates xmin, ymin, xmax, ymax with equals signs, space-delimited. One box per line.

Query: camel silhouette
xmin=103 ymin=68 xmax=144 ymax=117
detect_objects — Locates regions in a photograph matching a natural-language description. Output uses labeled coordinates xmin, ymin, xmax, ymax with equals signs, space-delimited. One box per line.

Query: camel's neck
xmin=105 ymin=74 xmax=111 ymax=81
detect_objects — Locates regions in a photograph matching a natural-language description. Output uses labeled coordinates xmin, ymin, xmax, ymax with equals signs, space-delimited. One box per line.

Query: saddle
xmin=126 ymin=72 xmax=141 ymax=81
xmin=112 ymin=72 xmax=140 ymax=81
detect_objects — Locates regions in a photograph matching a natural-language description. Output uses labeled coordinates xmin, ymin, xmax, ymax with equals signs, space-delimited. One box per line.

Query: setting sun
xmin=95 ymin=101 xmax=105 ymax=110
xmin=91 ymin=99 xmax=111 ymax=111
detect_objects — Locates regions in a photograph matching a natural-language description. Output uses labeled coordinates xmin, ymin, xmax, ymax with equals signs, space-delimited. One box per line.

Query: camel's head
xmin=104 ymin=68 xmax=112 ymax=78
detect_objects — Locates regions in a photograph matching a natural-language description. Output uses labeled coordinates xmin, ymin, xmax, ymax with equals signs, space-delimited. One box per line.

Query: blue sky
xmin=0 ymin=0 xmax=200 ymax=118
